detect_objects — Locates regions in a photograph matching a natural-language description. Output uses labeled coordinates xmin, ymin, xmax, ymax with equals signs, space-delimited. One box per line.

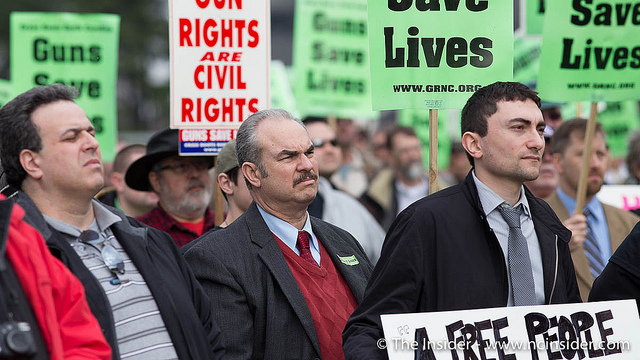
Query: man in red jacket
xmin=1 ymin=194 xmax=111 ymax=359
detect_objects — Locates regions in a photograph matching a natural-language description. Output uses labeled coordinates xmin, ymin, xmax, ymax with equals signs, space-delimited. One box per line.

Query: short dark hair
xmin=549 ymin=118 xmax=605 ymax=156
xmin=461 ymin=81 xmax=541 ymax=165
xmin=113 ymin=144 xmax=146 ymax=174
xmin=301 ymin=116 xmax=327 ymax=126
xmin=0 ymin=84 xmax=78 ymax=188
xmin=386 ymin=125 xmax=417 ymax=151
xmin=220 ymin=166 xmax=240 ymax=202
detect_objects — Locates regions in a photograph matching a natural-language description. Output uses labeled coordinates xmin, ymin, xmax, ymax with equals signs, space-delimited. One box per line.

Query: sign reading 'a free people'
xmin=381 ymin=300 xmax=640 ymax=360
xmin=367 ymin=0 xmax=513 ymax=110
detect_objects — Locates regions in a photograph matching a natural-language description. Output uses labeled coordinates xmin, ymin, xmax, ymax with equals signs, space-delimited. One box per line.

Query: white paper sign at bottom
xmin=381 ymin=300 xmax=640 ymax=360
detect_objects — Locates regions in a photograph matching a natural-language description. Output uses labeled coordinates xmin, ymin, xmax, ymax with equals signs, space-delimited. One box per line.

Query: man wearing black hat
xmin=180 ymin=139 xmax=252 ymax=254
xmin=0 ymin=84 xmax=225 ymax=359
xmin=126 ymin=128 xmax=216 ymax=248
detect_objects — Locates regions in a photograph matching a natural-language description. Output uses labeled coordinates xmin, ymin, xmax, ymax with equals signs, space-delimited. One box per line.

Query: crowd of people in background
xmin=1 ymin=81 xmax=640 ymax=359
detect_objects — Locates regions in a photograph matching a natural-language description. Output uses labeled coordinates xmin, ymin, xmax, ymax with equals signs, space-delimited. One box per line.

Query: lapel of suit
xmin=528 ymin=193 xmax=561 ymax=303
xmin=311 ymin=218 xmax=368 ymax=302
xmin=603 ymin=204 xmax=626 ymax=251
xmin=245 ymin=205 xmax=321 ymax=356
xmin=546 ymin=192 xmax=592 ymax=290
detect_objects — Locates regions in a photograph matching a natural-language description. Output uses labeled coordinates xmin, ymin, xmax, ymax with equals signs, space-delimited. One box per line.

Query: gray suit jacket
xmin=184 ymin=203 xmax=373 ymax=360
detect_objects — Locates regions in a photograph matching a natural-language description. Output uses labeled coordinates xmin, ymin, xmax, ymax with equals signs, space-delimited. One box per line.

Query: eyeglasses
xmin=311 ymin=138 xmax=339 ymax=148
xmin=79 ymin=230 xmax=127 ymax=285
xmin=157 ymin=159 xmax=210 ymax=174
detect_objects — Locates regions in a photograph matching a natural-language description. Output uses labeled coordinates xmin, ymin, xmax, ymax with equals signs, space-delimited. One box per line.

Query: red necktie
xmin=297 ymin=231 xmax=318 ymax=267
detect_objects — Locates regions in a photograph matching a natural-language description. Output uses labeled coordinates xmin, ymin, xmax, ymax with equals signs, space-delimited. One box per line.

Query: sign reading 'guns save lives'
xmin=10 ymin=12 xmax=120 ymax=162
xmin=367 ymin=0 xmax=513 ymax=110
xmin=292 ymin=0 xmax=376 ymax=119
xmin=538 ymin=1 xmax=640 ymax=102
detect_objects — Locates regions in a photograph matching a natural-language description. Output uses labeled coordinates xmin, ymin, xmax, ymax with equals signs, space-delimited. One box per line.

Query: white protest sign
xmin=597 ymin=185 xmax=640 ymax=213
xmin=381 ymin=300 xmax=640 ymax=360
xmin=169 ymin=0 xmax=270 ymax=129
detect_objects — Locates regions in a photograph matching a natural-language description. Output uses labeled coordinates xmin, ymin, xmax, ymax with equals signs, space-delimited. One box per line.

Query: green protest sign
xmin=292 ymin=0 xmax=376 ymax=119
xmin=10 ymin=12 xmax=120 ymax=162
xmin=367 ymin=0 xmax=513 ymax=110
xmin=270 ymin=60 xmax=299 ymax=118
xmin=0 ymin=79 xmax=12 ymax=109
xmin=538 ymin=2 xmax=640 ymax=103
xmin=526 ymin=0 xmax=545 ymax=35
xmin=513 ymin=36 xmax=542 ymax=83
xmin=398 ymin=109 xmax=451 ymax=169
xmin=598 ymin=101 xmax=640 ymax=158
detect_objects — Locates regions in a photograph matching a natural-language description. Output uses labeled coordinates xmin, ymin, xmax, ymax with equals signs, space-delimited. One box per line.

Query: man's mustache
xmin=186 ymin=179 xmax=206 ymax=191
xmin=293 ymin=171 xmax=318 ymax=186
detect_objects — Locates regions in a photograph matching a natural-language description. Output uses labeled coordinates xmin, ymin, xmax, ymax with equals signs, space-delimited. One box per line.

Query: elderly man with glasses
xmin=126 ymin=128 xmax=216 ymax=248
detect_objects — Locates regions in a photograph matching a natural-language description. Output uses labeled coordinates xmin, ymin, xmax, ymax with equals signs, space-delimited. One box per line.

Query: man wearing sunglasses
xmin=126 ymin=128 xmax=216 ymax=248
xmin=303 ymin=117 xmax=386 ymax=264
xmin=0 ymin=85 xmax=224 ymax=359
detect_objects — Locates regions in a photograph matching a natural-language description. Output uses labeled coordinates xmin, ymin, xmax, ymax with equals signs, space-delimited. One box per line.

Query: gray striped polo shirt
xmin=44 ymin=200 xmax=178 ymax=359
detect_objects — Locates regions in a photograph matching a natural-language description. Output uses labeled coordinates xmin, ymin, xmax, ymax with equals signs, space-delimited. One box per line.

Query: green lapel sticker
xmin=338 ymin=255 xmax=359 ymax=266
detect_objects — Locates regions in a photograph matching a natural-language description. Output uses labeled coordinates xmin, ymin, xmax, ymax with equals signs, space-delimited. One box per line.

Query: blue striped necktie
xmin=583 ymin=208 xmax=605 ymax=278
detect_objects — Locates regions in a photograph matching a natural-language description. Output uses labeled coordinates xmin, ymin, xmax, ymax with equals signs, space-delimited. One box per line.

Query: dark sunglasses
xmin=312 ymin=138 xmax=338 ymax=148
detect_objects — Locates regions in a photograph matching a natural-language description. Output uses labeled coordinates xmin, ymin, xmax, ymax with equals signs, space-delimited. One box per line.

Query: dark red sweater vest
xmin=276 ymin=236 xmax=358 ymax=360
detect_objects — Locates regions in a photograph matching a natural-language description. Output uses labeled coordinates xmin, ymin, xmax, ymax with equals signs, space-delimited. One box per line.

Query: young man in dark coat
xmin=0 ymin=84 xmax=224 ymax=360
xmin=343 ymin=81 xmax=581 ymax=360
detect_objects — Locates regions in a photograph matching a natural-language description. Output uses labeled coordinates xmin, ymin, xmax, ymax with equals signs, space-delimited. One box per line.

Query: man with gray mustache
xmin=184 ymin=109 xmax=373 ymax=360
xmin=126 ymin=128 xmax=216 ymax=248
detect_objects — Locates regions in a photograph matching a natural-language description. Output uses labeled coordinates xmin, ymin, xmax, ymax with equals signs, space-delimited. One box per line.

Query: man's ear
xmin=552 ymin=153 xmax=564 ymax=175
xmin=148 ymin=172 xmax=161 ymax=193
xmin=461 ymin=132 xmax=483 ymax=161
xmin=19 ymin=149 xmax=43 ymax=180
xmin=242 ymin=162 xmax=261 ymax=189
xmin=110 ymin=172 xmax=125 ymax=192
xmin=218 ymin=173 xmax=234 ymax=196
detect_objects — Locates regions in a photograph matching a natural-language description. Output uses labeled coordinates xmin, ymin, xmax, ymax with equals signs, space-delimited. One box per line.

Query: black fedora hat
xmin=125 ymin=128 xmax=214 ymax=191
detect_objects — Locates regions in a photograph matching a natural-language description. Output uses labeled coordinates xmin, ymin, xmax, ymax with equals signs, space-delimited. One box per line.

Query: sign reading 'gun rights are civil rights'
xmin=538 ymin=1 xmax=640 ymax=102
xmin=367 ymin=0 xmax=513 ymax=110
xmin=10 ymin=12 xmax=120 ymax=162
xmin=169 ymin=0 xmax=270 ymax=155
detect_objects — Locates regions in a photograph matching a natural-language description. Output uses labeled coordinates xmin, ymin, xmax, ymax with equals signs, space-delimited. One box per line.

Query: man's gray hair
xmin=236 ymin=109 xmax=302 ymax=189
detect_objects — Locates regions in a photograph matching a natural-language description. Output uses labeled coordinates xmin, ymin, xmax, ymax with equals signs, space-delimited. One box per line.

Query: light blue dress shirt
xmin=257 ymin=205 xmax=321 ymax=265
xmin=556 ymin=187 xmax=612 ymax=260
xmin=473 ymin=172 xmax=545 ymax=306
